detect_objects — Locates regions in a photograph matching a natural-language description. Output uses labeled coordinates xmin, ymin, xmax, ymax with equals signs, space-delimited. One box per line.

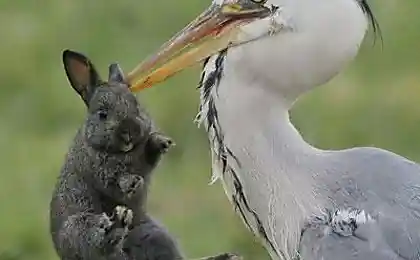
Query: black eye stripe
xmin=251 ymin=0 xmax=268 ymax=4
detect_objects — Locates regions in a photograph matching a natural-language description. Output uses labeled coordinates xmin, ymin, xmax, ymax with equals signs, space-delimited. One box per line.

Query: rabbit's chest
xmin=92 ymin=150 xmax=151 ymax=177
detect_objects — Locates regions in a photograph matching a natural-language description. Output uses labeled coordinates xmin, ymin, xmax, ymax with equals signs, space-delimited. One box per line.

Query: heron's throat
xmin=197 ymin=51 xmax=321 ymax=179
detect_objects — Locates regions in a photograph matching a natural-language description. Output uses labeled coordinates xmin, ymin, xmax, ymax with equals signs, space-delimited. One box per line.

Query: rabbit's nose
xmin=121 ymin=132 xmax=131 ymax=143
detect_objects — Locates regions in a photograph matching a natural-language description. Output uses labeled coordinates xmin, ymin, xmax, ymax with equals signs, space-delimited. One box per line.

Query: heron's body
xmin=131 ymin=0 xmax=420 ymax=258
xmin=195 ymin=0 xmax=420 ymax=259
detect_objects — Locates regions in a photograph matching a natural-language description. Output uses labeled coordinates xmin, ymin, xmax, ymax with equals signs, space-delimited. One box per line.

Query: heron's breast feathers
xmin=195 ymin=51 xmax=285 ymax=260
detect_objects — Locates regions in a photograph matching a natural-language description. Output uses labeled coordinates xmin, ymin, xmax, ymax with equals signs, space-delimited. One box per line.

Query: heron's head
xmin=127 ymin=0 xmax=375 ymax=93
xmin=127 ymin=0 xmax=283 ymax=90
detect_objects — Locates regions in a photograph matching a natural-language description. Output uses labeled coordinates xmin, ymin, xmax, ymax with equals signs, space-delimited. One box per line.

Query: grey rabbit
xmin=49 ymin=50 xmax=241 ymax=260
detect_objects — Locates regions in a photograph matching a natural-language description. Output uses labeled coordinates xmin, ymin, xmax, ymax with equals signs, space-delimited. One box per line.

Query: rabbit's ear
xmin=62 ymin=50 xmax=102 ymax=104
xmin=108 ymin=63 xmax=126 ymax=84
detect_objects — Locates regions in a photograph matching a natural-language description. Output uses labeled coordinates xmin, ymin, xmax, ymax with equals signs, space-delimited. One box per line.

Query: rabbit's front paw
xmin=110 ymin=205 xmax=133 ymax=228
xmin=103 ymin=206 xmax=133 ymax=252
xmin=118 ymin=174 xmax=144 ymax=199
xmin=150 ymin=132 xmax=174 ymax=154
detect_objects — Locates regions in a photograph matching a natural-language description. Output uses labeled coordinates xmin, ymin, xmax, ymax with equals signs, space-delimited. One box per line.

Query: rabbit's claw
xmin=110 ymin=206 xmax=133 ymax=228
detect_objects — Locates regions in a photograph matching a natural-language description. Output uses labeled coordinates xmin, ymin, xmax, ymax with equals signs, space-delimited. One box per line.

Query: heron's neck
xmin=215 ymin=72 xmax=320 ymax=167
xmin=210 ymin=72 xmax=325 ymax=259
xmin=214 ymin=67 xmax=326 ymax=206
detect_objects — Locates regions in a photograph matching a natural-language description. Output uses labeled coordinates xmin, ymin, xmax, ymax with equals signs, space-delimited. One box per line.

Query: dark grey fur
xmin=49 ymin=50 xmax=181 ymax=260
xmin=50 ymin=50 xmax=241 ymax=260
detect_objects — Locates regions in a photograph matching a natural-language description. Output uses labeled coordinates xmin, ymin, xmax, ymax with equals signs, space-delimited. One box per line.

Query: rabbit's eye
xmin=98 ymin=110 xmax=108 ymax=120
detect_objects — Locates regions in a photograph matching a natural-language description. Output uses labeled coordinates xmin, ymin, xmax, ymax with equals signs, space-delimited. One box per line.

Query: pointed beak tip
xmin=127 ymin=2 xmax=273 ymax=91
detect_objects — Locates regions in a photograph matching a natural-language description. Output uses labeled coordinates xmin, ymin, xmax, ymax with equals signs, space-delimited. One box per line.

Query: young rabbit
xmin=49 ymin=50 xmax=240 ymax=260
xmin=49 ymin=50 xmax=180 ymax=260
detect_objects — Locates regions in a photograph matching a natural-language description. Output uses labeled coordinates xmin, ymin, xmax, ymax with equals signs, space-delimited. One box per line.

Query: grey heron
xmin=124 ymin=0 xmax=420 ymax=259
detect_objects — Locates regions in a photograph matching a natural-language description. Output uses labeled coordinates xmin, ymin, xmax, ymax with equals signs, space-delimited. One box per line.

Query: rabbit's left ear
xmin=62 ymin=49 xmax=102 ymax=105
xmin=108 ymin=63 xmax=126 ymax=84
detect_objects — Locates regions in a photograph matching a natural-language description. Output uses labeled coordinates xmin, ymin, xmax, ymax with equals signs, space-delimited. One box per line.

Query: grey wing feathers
xmin=299 ymin=207 xmax=414 ymax=260
xmin=299 ymin=221 xmax=406 ymax=260
xmin=300 ymin=147 xmax=420 ymax=260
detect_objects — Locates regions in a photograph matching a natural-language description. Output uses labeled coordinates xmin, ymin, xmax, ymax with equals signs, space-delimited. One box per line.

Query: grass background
xmin=0 ymin=0 xmax=419 ymax=259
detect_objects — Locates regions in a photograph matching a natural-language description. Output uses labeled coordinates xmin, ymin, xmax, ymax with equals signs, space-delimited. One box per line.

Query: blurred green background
xmin=0 ymin=0 xmax=419 ymax=259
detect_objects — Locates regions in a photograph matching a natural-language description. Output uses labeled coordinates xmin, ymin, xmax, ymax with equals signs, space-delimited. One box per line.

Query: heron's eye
xmin=251 ymin=0 xmax=268 ymax=4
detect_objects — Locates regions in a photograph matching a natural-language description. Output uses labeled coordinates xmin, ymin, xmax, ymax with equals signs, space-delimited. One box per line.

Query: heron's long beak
xmin=127 ymin=2 xmax=272 ymax=92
